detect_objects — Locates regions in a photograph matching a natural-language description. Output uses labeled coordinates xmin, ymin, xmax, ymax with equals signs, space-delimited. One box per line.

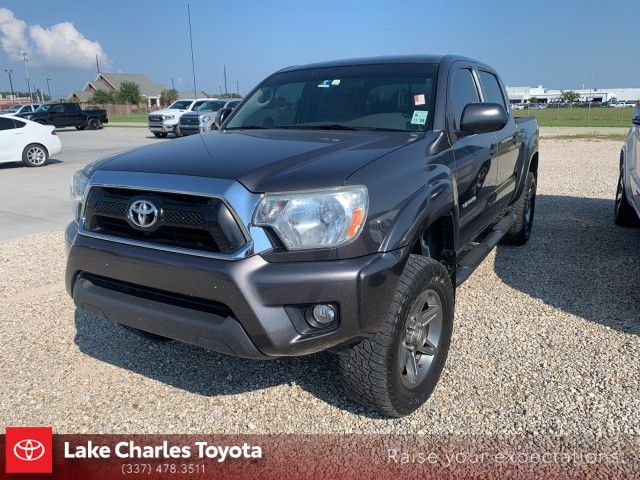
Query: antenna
xmin=187 ymin=4 xmax=198 ymax=99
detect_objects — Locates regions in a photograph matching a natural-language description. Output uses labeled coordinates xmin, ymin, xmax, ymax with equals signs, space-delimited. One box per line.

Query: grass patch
xmin=109 ymin=111 xmax=149 ymax=123
xmin=542 ymin=133 xmax=627 ymax=141
xmin=515 ymin=107 xmax=635 ymax=127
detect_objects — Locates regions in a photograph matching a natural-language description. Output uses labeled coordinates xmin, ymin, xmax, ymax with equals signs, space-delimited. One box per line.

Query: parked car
xmin=511 ymin=103 xmax=526 ymax=110
xmin=148 ymin=99 xmax=208 ymax=138
xmin=179 ymin=99 xmax=243 ymax=135
xmin=0 ymin=103 xmax=40 ymax=115
xmin=178 ymin=99 xmax=227 ymax=135
xmin=66 ymin=55 xmax=539 ymax=417
xmin=18 ymin=103 xmax=108 ymax=130
xmin=611 ymin=101 xmax=636 ymax=108
xmin=0 ymin=115 xmax=61 ymax=167
xmin=614 ymin=108 xmax=640 ymax=227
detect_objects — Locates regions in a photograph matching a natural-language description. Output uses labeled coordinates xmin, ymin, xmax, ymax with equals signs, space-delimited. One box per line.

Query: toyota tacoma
xmin=66 ymin=55 xmax=539 ymax=417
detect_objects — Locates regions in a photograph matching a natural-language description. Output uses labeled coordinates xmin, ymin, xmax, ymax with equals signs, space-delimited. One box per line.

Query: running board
xmin=455 ymin=213 xmax=517 ymax=286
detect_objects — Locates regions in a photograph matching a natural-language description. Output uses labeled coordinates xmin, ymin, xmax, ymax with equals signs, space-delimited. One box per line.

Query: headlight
xmin=253 ymin=186 xmax=368 ymax=250
xmin=201 ymin=115 xmax=211 ymax=123
xmin=70 ymin=170 xmax=90 ymax=218
xmin=163 ymin=115 xmax=175 ymax=120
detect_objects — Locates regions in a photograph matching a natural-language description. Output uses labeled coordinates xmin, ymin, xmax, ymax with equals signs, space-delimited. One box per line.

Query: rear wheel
xmin=502 ymin=171 xmax=536 ymax=245
xmin=338 ymin=255 xmax=454 ymax=417
xmin=153 ymin=132 xmax=168 ymax=138
xmin=615 ymin=164 xmax=640 ymax=227
xmin=22 ymin=143 xmax=48 ymax=167
xmin=76 ymin=126 xmax=86 ymax=131
xmin=87 ymin=118 xmax=101 ymax=130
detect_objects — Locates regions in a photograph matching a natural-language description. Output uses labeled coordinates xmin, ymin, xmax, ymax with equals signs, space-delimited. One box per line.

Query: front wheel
xmin=338 ymin=255 xmax=454 ymax=417
xmin=501 ymin=171 xmax=537 ymax=245
xmin=173 ymin=125 xmax=182 ymax=137
xmin=615 ymin=168 xmax=640 ymax=227
xmin=22 ymin=143 xmax=48 ymax=167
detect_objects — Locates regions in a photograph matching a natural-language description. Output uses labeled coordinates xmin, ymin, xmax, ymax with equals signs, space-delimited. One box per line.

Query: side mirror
xmin=460 ymin=103 xmax=508 ymax=134
xmin=214 ymin=108 xmax=233 ymax=130
xmin=632 ymin=116 xmax=640 ymax=126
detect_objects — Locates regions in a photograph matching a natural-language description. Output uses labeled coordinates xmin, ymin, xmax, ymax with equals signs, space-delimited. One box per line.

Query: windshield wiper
xmin=226 ymin=125 xmax=269 ymax=130
xmin=286 ymin=123 xmax=361 ymax=131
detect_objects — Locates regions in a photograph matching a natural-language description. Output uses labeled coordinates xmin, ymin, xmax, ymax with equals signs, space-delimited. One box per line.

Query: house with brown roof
xmin=69 ymin=73 xmax=168 ymax=107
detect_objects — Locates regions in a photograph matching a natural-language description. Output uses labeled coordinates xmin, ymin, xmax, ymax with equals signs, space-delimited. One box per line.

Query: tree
xmin=160 ymin=88 xmax=179 ymax=106
xmin=116 ymin=81 xmax=141 ymax=105
xmin=89 ymin=89 xmax=115 ymax=104
xmin=560 ymin=90 xmax=580 ymax=103
xmin=528 ymin=97 xmax=540 ymax=104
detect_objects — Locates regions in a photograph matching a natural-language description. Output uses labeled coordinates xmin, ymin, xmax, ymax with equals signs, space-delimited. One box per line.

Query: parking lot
xmin=0 ymin=128 xmax=638 ymax=435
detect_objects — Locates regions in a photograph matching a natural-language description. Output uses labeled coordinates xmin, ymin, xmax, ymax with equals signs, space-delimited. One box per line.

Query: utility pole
xmin=223 ymin=65 xmax=228 ymax=97
xmin=219 ymin=84 xmax=222 ymax=96
xmin=4 ymin=69 xmax=14 ymax=99
xmin=187 ymin=4 xmax=198 ymax=99
xmin=96 ymin=54 xmax=100 ymax=74
xmin=46 ymin=78 xmax=52 ymax=99
xmin=20 ymin=49 xmax=32 ymax=102
xmin=236 ymin=80 xmax=239 ymax=96
xmin=171 ymin=77 xmax=175 ymax=90
xmin=587 ymin=73 xmax=594 ymax=122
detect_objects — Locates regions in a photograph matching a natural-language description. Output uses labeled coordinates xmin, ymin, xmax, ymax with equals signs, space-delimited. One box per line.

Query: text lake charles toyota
xmin=66 ymin=55 xmax=538 ymax=416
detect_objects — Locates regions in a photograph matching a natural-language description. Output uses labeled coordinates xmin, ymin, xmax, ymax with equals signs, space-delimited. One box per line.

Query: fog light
xmin=312 ymin=304 xmax=336 ymax=325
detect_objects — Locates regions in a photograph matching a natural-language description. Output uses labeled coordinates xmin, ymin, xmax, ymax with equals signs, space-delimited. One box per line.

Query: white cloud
xmin=0 ymin=8 xmax=109 ymax=69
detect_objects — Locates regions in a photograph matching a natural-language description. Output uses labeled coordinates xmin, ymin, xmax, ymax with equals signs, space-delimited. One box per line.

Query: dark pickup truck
xmin=66 ymin=55 xmax=538 ymax=417
xmin=19 ymin=102 xmax=108 ymax=130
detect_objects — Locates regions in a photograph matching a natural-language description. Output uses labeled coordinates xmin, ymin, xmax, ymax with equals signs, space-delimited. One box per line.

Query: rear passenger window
xmin=13 ymin=119 xmax=26 ymax=128
xmin=479 ymin=71 xmax=507 ymax=110
xmin=0 ymin=118 xmax=14 ymax=130
xmin=450 ymin=68 xmax=479 ymax=131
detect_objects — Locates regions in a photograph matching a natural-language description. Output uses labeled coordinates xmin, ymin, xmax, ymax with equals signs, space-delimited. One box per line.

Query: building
xmin=69 ymin=73 xmax=168 ymax=107
xmin=506 ymin=85 xmax=640 ymax=104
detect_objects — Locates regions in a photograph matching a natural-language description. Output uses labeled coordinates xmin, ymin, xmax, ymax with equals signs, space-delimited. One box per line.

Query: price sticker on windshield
xmin=411 ymin=110 xmax=428 ymax=125
xmin=413 ymin=94 xmax=426 ymax=106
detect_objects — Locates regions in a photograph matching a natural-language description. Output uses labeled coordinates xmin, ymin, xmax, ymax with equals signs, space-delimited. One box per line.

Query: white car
xmin=147 ymin=99 xmax=208 ymax=138
xmin=615 ymin=108 xmax=640 ymax=226
xmin=0 ymin=115 xmax=62 ymax=167
xmin=1 ymin=103 xmax=41 ymax=115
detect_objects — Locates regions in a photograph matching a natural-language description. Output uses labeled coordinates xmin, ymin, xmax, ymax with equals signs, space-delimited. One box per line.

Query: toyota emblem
xmin=13 ymin=439 xmax=46 ymax=462
xmin=128 ymin=200 xmax=158 ymax=228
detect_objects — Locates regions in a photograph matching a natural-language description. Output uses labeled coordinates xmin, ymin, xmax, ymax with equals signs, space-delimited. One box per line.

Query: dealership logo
xmin=5 ymin=426 xmax=53 ymax=474
xmin=128 ymin=200 xmax=158 ymax=228
xmin=13 ymin=439 xmax=46 ymax=462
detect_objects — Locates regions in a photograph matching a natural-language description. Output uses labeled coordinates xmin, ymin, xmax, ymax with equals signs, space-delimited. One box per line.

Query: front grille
xmin=148 ymin=115 xmax=163 ymax=123
xmin=83 ymin=187 xmax=247 ymax=254
xmin=180 ymin=116 xmax=199 ymax=126
xmin=81 ymin=273 xmax=235 ymax=318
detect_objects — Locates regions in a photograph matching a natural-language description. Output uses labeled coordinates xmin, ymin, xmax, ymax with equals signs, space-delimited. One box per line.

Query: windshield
xmin=226 ymin=63 xmax=437 ymax=132
xmin=168 ymin=100 xmax=193 ymax=110
xmin=7 ymin=105 xmax=21 ymax=112
xmin=196 ymin=100 xmax=226 ymax=112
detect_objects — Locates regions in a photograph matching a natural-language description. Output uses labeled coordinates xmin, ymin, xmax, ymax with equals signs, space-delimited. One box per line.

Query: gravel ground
xmin=0 ymin=138 xmax=638 ymax=436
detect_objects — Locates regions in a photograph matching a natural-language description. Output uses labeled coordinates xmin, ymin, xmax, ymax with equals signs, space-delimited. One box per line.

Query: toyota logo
xmin=128 ymin=200 xmax=158 ymax=228
xmin=13 ymin=439 xmax=46 ymax=462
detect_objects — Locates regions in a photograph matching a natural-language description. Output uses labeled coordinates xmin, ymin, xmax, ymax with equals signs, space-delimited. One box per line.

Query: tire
xmin=174 ymin=125 xmax=182 ymax=137
xmin=21 ymin=143 xmax=48 ymax=167
xmin=502 ymin=171 xmax=537 ymax=245
xmin=76 ymin=126 xmax=86 ymax=131
xmin=87 ymin=118 xmax=101 ymax=130
xmin=338 ymin=255 xmax=454 ymax=417
xmin=121 ymin=325 xmax=171 ymax=342
xmin=153 ymin=132 xmax=168 ymax=138
xmin=614 ymin=164 xmax=640 ymax=227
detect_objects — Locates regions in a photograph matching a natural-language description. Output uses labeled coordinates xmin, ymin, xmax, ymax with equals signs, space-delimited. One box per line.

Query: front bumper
xmin=65 ymin=221 xmax=408 ymax=359
xmin=148 ymin=123 xmax=176 ymax=133
xmin=178 ymin=124 xmax=201 ymax=136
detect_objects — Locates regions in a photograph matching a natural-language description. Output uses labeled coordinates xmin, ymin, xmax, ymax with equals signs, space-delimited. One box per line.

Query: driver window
xmin=51 ymin=104 xmax=64 ymax=114
xmin=450 ymin=68 xmax=480 ymax=132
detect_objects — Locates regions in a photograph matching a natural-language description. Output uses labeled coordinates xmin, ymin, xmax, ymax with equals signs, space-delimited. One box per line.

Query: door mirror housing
xmin=632 ymin=116 xmax=640 ymax=126
xmin=214 ymin=108 xmax=233 ymax=130
xmin=460 ymin=103 xmax=508 ymax=134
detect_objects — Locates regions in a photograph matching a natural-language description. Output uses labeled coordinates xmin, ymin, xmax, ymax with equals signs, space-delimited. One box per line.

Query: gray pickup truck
xmin=615 ymin=106 xmax=640 ymax=227
xmin=66 ymin=55 xmax=539 ymax=416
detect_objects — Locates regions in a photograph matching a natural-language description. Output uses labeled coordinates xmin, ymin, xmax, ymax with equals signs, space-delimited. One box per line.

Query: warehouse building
xmin=506 ymin=85 xmax=640 ymax=104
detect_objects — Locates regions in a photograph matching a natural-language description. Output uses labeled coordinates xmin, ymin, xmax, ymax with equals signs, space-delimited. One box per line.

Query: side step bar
xmin=455 ymin=213 xmax=517 ymax=286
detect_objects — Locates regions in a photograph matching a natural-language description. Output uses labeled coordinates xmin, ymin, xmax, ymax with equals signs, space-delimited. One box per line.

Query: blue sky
xmin=0 ymin=0 xmax=637 ymax=98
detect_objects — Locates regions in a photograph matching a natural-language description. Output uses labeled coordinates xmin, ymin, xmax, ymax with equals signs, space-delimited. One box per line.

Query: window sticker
xmin=318 ymin=80 xmax=331 ymax=88
xmin=413 ymin=94 xmax=426 ymax=106
xmin=411 ymin=110 xmax=429 ymax=125
xmin=331 ymin=79 xmax=341 ymax=86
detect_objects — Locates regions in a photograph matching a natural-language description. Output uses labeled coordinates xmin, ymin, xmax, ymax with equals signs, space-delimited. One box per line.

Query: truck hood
xmin=150 ymin=108 xmax=189 ymax=116
xmin=95 ymin=129 xmax=424 ymax=192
